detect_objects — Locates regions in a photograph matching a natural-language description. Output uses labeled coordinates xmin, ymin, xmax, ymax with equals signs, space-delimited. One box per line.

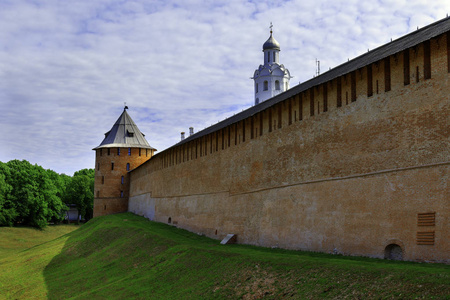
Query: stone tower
xmin=252 ymin=25 xmax=292 ymax=105
xmin=93 ymin=106 xmax=156 ymax=217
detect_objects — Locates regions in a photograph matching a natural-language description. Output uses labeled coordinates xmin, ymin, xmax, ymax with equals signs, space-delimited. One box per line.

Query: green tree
xmin=64 ymin=168 xmax=94 ymax=222
xmin=0 ymin=162 xmax=15 ymax=226
xmin=3 ymin=160 xmax=66 ymax=228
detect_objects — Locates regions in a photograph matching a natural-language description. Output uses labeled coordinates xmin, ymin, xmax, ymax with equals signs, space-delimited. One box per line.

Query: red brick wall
xmin=94 ymin=147 xmax=153 ymax=217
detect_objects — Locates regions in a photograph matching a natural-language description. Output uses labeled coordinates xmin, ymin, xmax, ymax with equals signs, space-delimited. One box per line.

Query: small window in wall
xmin=139 ymin=148 xmax=141 ymax=156
xmin=264 ymin=81 xmax=268 ymax=91
xmin=275 ymin=80 xmax=280 ymax=90
xmin=168 ymin=217 xmax=172 ymax=224
xmin=256 ymin=83 xmax=259 ymax=93
xmin=448 ymin=31 xmax=450 ymax=73
xmin=351 ymin=71 xmax=356 ymax=101
xmin=120 ymin=191 xmax=124 ymax=198
xmin=128 ymin=148 xmax=131 ymax=156
xmin=121 ymin=176 xmax=124 ymax=184
xmin=117 ymin=148 xmax=120 ymax=156
xmin=146 ymin=149 xmax=148 ymax=157
xmin=367 ymin=64 xmax=373 ymax=96
xmin=107 ymin=148 xmax=110 ymax=155
xmin=336 ymin=78 xmax=342 ymax=107
xmin=267 ymin=52 xmax=270 ymax=63
xmin=403 ymin=49 xmax=410 ymax=85
xmin=100 ymin=149 xmax=103 ymax=156
xmin=111 ymin=163 xmax=114 ymax=170
xmin=97 ymin=163 xmax=100 ymax=171
xmin=102 ymin=176 xmax=104 ymax=184
xmin=423 ymin=40 xmax=431 ymax=80
xmin=126 ymin=163 xmax=130 ymax=171
xmin=384 ymin=57 xmax=391 ymax=92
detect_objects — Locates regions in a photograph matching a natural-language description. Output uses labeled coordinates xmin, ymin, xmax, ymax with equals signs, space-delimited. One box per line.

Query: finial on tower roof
xmin=124 ymin=102 xmax=128 ymax=110
xmin=270 ymin=22 xmax=273 ymax=34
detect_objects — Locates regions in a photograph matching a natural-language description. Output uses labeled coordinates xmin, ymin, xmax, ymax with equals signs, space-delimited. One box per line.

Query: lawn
xmin=0 ymin=213 xmax=449 ymax=299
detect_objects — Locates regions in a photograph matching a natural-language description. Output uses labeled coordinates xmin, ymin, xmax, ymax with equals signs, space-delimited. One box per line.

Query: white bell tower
xmin=252 ymin=24 xmax=292 ymax=105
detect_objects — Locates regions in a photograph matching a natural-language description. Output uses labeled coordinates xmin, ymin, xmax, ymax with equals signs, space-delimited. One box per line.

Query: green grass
xmin=0 ymin=213 xmax=449 ymax=299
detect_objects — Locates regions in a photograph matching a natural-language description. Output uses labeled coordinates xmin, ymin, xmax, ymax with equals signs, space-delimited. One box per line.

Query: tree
xmin=0 ymin=162 xmax=15 ymax=226
xmin=0 ymin=160 xmax=93 ymax=228
xmin=64 ymin=168 xmax=94 ymax=222
xmin=1 ymin=160 xmax=67 ymax=229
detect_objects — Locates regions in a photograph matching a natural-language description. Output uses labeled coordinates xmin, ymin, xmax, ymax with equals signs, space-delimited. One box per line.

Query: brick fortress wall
xmin=128 ymin=32 xmax=449 ymax=262
xmin=94 ymin=147 xmax=153 ymax=217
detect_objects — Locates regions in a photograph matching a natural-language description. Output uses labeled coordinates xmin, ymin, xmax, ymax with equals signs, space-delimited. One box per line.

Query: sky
xmin=0 ymin=0 xmax=449 ymax=175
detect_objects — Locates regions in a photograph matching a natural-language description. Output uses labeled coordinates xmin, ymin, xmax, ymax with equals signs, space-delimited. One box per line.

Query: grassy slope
xmin=0 ymin=225 xmax=79 ymax=299
xmin=1 ymin=213 xmax=449 ymax=299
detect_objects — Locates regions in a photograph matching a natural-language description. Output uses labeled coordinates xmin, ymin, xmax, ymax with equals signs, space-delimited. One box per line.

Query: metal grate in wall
xmin=417 ymin=212 xmax=435 ymax=226
xmin=417 ymin=231 xmax=435 ymax=245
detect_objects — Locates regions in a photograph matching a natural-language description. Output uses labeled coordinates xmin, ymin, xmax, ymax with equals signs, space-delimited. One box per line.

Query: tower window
xmin=121 ymin=176 xmax=124 ymax=184
xmin=264 ymin=81 xmax=268 ymax=91
xmin=107 ymin=148 xmax=110 ymax=155
xmin=256 ymin=83 xmax=258 ymax=93
xmin=97 ymin=163 xmax=100 ymax=170
xmin=111 ymin=163 xmax=114 ymax=170
xmin=120 ymin=191 xmax=124 ymax=198
xmin=126 ymin=163 xmax=130 ymax=171
xmin=275 ymin=80 xmax=280 ymax=90
xmin=139 ymin=148 xmax=141 ymax=156
xmin=268 ymin=52 xmax=270 ymax=63
xmin=128 ymin=148 xmax=131 ymax=156
xmin=127 ymin=130 xmax=134 ymax=137
xmin=117 ymin=148 xmax=120 ymax=156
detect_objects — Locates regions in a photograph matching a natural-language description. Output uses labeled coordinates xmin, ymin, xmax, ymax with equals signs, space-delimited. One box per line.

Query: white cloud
xmin=0 ymin=0 xmax=449 ymax=174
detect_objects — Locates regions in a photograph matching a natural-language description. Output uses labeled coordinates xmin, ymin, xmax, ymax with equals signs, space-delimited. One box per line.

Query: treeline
xmin=0 ymin=159 xmax=94 ymax=229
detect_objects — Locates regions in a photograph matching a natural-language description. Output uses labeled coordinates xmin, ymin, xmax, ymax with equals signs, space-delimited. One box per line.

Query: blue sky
xmin=0 ymin=0 xmax=449 ymax=175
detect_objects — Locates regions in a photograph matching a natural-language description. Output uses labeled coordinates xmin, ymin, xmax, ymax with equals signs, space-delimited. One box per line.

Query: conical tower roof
xmin=93 ymin=107 xmax=156 ymax=150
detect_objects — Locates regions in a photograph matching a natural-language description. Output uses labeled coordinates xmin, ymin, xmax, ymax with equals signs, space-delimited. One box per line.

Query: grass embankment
xmin=0 ymin=213 xmax=449 ymax=299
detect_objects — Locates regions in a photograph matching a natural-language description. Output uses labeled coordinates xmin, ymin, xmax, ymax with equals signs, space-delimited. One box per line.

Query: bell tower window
xmin=264 ymin=81 xmax=268 ymax=91
xmin=275 ymin=80 xmax=280 ymax=90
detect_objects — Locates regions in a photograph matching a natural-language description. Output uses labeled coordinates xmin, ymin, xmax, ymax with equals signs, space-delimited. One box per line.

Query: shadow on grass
xmin=43 ymin=213 xmax=450 ymax=299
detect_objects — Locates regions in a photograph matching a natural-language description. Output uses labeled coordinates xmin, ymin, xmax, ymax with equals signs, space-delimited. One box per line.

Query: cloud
xmin=0 ymin=0 xmax=449 ymax=174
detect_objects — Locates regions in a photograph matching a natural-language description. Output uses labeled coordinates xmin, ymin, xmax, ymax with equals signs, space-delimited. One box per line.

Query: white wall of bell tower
xmin=252 ymin=25 xmax=291 ymax=105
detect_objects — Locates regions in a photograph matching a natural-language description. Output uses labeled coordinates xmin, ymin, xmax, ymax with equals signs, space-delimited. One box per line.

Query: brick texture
xmin=124 ymin=34 xmax=449 ymax=262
